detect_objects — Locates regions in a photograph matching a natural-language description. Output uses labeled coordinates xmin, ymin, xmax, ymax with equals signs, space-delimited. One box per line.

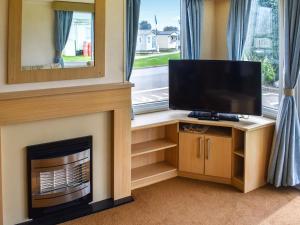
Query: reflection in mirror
xmin=21 ymin=0 xmax=95 ymax=71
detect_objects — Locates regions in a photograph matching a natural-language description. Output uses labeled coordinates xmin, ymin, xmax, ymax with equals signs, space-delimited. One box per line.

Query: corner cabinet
xmin=204 ymin=135 xmax=232 ymax=178
xmin=131 ymin=110 xmax=275 ymax=193
xmin=179 ymin=133 xmax=205 ymax=175
xmin=179 ymin=129 xmax=232 ymax=180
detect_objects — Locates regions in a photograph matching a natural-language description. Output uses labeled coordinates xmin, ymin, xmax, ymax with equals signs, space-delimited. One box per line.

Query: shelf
xmin=179 ymin=123 xmax=232 ymax=138
xmin=234 ymin=149 xmax=245 ymax=158
xmin=233 ymin=175 xmax=244 ymax=183
xmin=131 ymin=162 xmax=177 ymax=190
xmin=232 ymin=176 xmax=244 ymax=192
xmin=131 ymin=139 xmax=177 ymax=157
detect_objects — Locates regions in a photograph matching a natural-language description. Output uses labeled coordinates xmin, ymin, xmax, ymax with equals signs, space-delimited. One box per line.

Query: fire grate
xmin=27 ymin=136 xmax=93 ymax=219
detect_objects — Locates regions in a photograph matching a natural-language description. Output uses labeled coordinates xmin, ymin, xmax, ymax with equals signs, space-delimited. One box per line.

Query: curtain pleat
xmin=227 ymin=0 xmax=252 ymax=60
xmin=126 ymin=0 xmax=141 ymax=81
xmin=126 ymin=0 xmax=141 ymax=119
xmin=54 ymin=11 xmax=73 ymax=67
xmin=181 ymin=0 xmax=204 ymax=60
xmin=268 ymin=0 xmax=300 ymax=187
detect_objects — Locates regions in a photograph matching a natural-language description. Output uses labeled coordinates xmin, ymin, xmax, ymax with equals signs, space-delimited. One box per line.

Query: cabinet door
xmin=204 ymin=135 xmax=232 ymax=178
xmin=179 ymin=132 xmax=205 ymax=174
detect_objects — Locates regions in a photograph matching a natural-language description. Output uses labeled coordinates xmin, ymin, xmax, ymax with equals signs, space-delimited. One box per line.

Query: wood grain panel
xmin=204 ymin=135 xmax=232 ymax=179
xmin=8 ymin=0 xmax=105 ymax=84
xmin=113 ymin=107 xmax=132 ymax=200
xmin=179 ymin=132 xmax=205 ymax=175
xmin=165 ymin=124 xmax=179 ymax=168
xmin=244 ymin=126 xmax=275 ymax=193
xmin=0 ymin=84 xmax=131 ymax=126
xmin=131 ymin=151 xmax=165 ymax=169
xmin=132 ymin=126 xmax=165 ymax=145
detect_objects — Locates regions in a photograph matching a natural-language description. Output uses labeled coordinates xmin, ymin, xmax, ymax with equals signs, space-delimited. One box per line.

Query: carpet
xmin=62 ymin=178 xmax=300 ymax=225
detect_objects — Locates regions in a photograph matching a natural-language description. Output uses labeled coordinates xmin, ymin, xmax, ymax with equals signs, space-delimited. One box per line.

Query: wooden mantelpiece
xmin=0 ymin=82 xmax=133 ymax=225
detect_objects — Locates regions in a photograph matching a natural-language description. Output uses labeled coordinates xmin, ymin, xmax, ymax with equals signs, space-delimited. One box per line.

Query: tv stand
xmin=188 ymin=111 xmax=240 ymax=122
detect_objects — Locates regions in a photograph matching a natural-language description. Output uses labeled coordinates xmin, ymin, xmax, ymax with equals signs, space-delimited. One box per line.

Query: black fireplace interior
xmin=27 ymin=136 xmax=93 ymax=219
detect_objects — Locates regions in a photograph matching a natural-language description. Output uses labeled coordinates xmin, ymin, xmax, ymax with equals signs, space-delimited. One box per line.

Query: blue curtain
xmin=126 ymin=0 xmax=141 ymax=81
xmin=54 ymin=11 xmax=73 ymax=67
xmin=181 ymin=0 xmax=204 ymax=60
xmin=227 ymin=0 xmax=252 ymax=60
xmin=268 ymin=0 xmax=300 ymax=187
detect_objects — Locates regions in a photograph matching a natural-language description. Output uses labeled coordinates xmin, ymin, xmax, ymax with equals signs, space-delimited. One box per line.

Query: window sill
xmin=133 ymin=101 xmax=169 ymax=115
xmin=133 ymin=102 xmax=278 ymax=121
xmin=263 ymin=107 xmax=278 ymax=120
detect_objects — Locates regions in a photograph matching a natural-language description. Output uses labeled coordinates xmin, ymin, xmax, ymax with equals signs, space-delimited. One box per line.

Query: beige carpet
xmin=62 ymin=178 xmax=300 ymax=225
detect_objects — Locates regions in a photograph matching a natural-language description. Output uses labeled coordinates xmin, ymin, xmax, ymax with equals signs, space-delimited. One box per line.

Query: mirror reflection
xmin=21 ymin=0 xmax=95 ymax=71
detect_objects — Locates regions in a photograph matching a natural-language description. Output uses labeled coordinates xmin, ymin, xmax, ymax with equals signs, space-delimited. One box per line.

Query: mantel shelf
xmin=131 ymin=139 xmax=177 ymax=157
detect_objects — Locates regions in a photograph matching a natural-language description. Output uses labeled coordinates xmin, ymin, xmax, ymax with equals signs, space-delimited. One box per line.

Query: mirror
xmin=8 ymin=0 xmax=105 ymax=84
xmin=22 ymin=0 xmax=95 ymax=71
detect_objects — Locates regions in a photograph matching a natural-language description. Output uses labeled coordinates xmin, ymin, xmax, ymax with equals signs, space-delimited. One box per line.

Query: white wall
xmin=1 ymin=112 xmax=112 ymax=225
xmin=22 ymin=1 xmax=55 ymax=67
xmin=0 ymin=0 xmax=125 ymax=92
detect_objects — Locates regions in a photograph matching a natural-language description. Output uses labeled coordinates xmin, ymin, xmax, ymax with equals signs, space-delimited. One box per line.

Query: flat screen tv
xmin=169 ymin=60 xmax=262 ymax=116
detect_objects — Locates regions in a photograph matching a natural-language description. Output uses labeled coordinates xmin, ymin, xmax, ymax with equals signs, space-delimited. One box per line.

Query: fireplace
xmin=27 ymin=136 xmax=93 ymax=219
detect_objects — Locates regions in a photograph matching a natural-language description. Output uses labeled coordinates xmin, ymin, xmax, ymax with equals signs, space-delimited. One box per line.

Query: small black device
xmin=169 ymin=60 xmax=262 ymax=122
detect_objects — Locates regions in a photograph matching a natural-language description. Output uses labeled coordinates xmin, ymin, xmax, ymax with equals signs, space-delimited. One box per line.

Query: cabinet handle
xmin=206 ymin=139 xmax=211 ymax=160
xmin=198 ymin=137 xmax=202 ymax=158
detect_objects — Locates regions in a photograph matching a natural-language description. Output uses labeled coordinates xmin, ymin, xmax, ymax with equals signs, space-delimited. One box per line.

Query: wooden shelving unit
xmin=132 ymin=110 xmax=276 ymax=193
xmin=132 ymin=139 xmax=177 ymax=157
xmin=131 ymin=123 xmax=179 ymax=190
xmin=131 ymin=162 xmax=177 ymax=190
xmin=232 ymin=129 xmax=245 ymax=191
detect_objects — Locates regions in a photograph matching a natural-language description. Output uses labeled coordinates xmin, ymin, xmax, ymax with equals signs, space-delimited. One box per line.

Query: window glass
xmin=132 ymin=0 xmax=181 ymax=106
xmin=244 ymin=0 xmax=279 ymax=110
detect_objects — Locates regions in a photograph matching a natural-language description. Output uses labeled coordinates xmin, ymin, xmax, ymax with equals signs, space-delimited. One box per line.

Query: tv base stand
xmin=131 ymin=110 xmax=276 ymax=193
xmin=188 ymin=111 xmax=240 ymax=122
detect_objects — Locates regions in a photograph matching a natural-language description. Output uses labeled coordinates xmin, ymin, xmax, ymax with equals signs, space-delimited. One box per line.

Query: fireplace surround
xmin=0 ymin=83 xmax=133 ymax=224
xmin=27 ymin=136 xmax=93 ymax=219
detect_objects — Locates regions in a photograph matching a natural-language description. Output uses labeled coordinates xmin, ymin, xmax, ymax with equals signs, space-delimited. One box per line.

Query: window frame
xmin=131 ymin=0 xmax=283 ymax=118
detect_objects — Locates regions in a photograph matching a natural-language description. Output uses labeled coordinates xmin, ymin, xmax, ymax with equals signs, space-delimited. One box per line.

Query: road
xmin=131 ymin=66 xmax=279 ymax=110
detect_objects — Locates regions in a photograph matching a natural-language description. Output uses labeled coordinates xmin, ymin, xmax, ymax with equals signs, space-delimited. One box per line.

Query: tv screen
xmin=169 ymin=60 xmax=262 ymax=116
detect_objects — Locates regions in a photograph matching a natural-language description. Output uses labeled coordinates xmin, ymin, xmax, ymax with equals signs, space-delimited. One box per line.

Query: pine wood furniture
xmin=7 ymin=0 xmax=105 ymax=84
xmin=132 ymin=110 xmax=275 ymax=193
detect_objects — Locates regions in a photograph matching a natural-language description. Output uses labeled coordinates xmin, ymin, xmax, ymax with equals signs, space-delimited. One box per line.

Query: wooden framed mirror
xmin=7 ymin=0 xmax=105 ymax=84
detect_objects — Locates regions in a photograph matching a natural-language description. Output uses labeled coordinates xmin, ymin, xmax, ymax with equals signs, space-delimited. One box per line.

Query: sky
xmin=139 ymin=0 xmax=180 ymax=31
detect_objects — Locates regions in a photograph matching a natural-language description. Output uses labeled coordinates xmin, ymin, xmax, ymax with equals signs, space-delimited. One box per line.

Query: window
xmin=63 ymin=12 xmax=94 ymax=68
xmin=132 ymin=0 xmax=181 ymax=113
xmin=243 ymin=0 xmax=280 ymax=112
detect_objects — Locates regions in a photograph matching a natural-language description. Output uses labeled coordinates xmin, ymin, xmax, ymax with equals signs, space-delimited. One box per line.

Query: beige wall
xmin=214 ymin=0 xmax=230 ymax=59
xmin=202 ymin=0 xmax=216 ymax=59
xmin=22 ymin=1 xmax=55 ymax=67
xmin=201 ymin=0 xmax=230 ymax=60
xmin=0 ymin=0 xmax=125 ymax=92
xmin=1 ymin=112 xmax=112 ymax=225
xmin=0 ymin=2 xmax=124 ymax=224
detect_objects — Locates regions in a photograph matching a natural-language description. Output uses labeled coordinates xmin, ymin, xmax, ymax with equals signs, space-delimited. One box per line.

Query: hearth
xmin=27 ymin=136 xmax=93 ymax=219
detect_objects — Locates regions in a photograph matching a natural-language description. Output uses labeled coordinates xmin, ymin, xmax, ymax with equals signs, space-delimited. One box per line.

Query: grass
xmin=133 ymin=52 xmax=180 ymax=69
xmin=63 ymin=56 xmax=92 ymax=62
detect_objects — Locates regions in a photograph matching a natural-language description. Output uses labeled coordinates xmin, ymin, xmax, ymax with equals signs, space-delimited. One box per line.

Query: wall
xmin=0 ymin=0 xmax=125 ymax=92
xmin=201 ymin=0 xmax=216 ymax=59
xmin=0 ymin=1 xmax=125 ymax=224
xmin=201 ymin=0 xmax=230 ymax=60
xmin=1 ymin=112 xmax=112 ymax=225
xmin=214 ymin=0 xmax=230 ymax=59
xmin=22 ymin=1 xmax=55 ymax=67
